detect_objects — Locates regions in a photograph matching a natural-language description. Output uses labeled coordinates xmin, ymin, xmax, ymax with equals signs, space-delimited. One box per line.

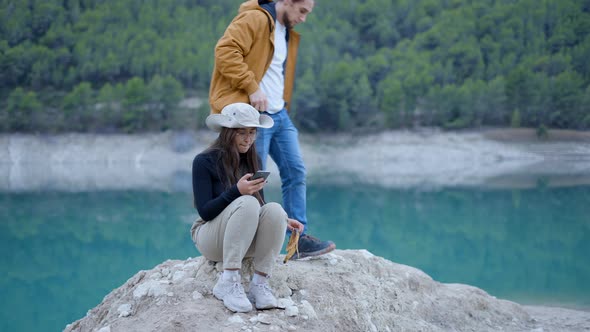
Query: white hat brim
xmin=206 ymin=113 xmax=274 ymax=132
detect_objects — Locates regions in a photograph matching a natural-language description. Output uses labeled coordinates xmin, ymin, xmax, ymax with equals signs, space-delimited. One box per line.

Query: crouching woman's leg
xmin=191 ymin=195 xmax=261 ymax=312
xmin=249 ymin=202 xmax=288 ymax=273
xmin=245 ymin=202 xmax=288 ymax=309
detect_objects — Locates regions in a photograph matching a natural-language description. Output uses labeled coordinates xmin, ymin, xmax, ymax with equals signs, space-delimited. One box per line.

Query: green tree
xmin=97 ymin=82 xmax=119 ymax=130
xmin=147 ymin=75 xmax=185 ymax=130
xmin=122 ymin=77 xmax=148 ymax=132
xmin=314 ymin=58 xmax=376 ymax=131
xmin=5 ymin=88 xmax=42 ymax=131
xmin=550 ymin=71 xmax=585 ymax=128
xmin=62 ymin=81 xmax=94 ymax=131
xmin=581 ymin=86 xmax=590 ymax=129
xmin=377 ymin=76 xmax=406 ymax=128
xmin=511 ymin=109 xmax=521 ymax=128
xmin=481 ymin=76 xmax=508 ymax=125
xmin=292 ymin=69 xmax=321 ymax=130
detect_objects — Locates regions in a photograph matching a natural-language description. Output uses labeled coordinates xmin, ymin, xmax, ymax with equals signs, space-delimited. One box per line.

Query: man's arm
xmin=214 ymin=12 xmax=265 ymax=96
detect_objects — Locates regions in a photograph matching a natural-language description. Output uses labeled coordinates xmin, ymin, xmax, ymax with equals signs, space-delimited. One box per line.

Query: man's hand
xmin=287 ymin=218 xmax=304 ymax=233
xmin=249 ymin=89 xmax=268 ymax=112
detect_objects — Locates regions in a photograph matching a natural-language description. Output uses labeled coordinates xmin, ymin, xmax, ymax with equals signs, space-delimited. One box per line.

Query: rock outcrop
xmin=62 ymin=249 xmax=577 ymax=332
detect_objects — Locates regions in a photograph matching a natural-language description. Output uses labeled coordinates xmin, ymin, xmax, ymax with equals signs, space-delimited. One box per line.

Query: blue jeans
xmin=256 ymin=109 xmax=308 ymax=232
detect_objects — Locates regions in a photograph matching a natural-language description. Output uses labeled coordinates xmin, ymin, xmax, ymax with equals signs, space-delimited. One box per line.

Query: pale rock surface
xmin=63 ymin=249 xmax=589 ymax=332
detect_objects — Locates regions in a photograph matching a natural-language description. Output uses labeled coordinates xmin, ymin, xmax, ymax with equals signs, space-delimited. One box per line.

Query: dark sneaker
xmin=294 ymin=234 xmax=336 ymax=259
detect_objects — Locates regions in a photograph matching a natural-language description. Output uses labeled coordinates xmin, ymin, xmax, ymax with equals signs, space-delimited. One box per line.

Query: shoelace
xmin=252 ymin=282 xmax=273 ymax=295
xmin=228 ymin=282 xmax=247 ymax=297
xmin=301 ymin=234 xmax=322 ymax=244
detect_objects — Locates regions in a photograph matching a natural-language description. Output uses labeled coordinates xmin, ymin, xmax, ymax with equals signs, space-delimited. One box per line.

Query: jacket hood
xmin=239 ymin=0 xmax=276 ymax=21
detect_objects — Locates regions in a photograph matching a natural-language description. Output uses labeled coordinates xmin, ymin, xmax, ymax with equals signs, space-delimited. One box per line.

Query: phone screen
xmin=251 ymin=171 xmax=270 ymax=181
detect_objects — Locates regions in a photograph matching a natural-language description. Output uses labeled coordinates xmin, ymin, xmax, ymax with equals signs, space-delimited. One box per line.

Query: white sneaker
xmin=248 ymin=282 xmax=278 ymax=309
xmin=213 ymin=275 xmax=252 ymax=312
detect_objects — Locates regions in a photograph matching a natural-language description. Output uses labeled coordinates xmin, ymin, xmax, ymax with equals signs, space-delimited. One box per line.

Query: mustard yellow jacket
xmin=208 ymin=0 xmax=300 ymax=114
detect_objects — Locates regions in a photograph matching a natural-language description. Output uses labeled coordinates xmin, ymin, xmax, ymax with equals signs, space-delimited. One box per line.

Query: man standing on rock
xmin=208 ymin=0 xmax=335 ymax=258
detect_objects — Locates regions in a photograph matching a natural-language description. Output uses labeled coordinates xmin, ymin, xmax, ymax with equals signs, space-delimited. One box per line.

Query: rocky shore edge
xmin=2 ymin=128 xmax=590 ymax=192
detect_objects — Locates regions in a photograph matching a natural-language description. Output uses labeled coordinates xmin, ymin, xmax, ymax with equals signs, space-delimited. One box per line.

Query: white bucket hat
xmin=206 ymin=103 xmax=274 ymax=132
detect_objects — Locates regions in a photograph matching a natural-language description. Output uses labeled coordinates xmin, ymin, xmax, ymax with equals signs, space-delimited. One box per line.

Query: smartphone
xmin=250 ymin=170 xmax=270 ymax=181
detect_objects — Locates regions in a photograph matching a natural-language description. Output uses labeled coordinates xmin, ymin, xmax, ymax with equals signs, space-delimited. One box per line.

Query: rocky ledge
xmin=64 ymin=250 xmax=589 ymax=332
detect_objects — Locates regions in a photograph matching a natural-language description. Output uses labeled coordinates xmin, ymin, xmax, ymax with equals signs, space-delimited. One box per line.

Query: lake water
xmin=1 ymin=180 xmax=589 ymax=331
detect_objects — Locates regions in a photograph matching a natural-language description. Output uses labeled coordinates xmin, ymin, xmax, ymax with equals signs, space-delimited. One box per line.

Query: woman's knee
xmin=261 ymin=202 xmax=287 ymax=219
xmin=260 ymin=203 xmax=288 ymax=235
xmin=226 ymin=196 xmax=261 ymax=231
xmin=234 ymin=195 xmax=261 ymax=214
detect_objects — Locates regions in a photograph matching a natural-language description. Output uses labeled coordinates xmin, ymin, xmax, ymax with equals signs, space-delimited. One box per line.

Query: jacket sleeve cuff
xmin=245 ymin=81 xmax=259 ymax=96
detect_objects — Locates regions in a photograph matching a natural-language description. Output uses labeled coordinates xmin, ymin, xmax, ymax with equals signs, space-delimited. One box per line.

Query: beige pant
xmin=191 ymin=196 xmax=287 ymax=275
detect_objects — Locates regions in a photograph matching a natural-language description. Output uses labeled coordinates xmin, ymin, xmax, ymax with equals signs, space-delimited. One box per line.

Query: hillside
xmin=1 ymin=0 xmax=589 ymax=133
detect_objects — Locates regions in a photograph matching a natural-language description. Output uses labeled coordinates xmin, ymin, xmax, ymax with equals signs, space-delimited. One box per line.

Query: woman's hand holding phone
xmin=250 ymin=170 xmax=270 ymax=181
xmin=237 ymin=172 xmax=267 ymax=195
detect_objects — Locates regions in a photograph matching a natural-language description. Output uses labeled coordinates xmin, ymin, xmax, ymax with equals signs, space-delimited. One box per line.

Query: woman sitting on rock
xmin=190 ymin=103 xmax=304 ymax=313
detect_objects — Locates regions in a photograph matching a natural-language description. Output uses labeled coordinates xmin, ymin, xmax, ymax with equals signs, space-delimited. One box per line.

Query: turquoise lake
xmin=1 ymin=181 xmax=589 ymax=331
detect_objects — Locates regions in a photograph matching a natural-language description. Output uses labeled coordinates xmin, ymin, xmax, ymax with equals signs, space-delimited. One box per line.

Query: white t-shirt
xmin=259 ymin=20 xmax=287 ymax=114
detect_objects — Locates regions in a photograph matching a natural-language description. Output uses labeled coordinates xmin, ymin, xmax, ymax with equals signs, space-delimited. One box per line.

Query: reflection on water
xmin=1 ymin=184 xmax=589 ymax=331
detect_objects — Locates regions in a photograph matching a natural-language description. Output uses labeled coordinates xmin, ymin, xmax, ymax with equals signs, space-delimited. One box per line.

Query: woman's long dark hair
xmin=206 ymin=127 xmax=264 ymax=205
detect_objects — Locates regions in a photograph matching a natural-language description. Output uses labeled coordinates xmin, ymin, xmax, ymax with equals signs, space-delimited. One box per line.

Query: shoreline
xmin=1 ymin=128 xmax=590 ymax=192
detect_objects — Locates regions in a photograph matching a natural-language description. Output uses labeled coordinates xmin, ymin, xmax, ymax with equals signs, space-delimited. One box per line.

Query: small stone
xmin=183 ymin=262 xmax=199 ymax=270
xmin=228 ymin=314 xmax=244 ymax=324
xmin=257 ymin=313 xmax=272 ymax=325
xmin=117 ymin=304 xmax=132 ymax=317
xmin=249 ymin=316 xmax=258 ymax=324
xmin=324 ymin=253 xmax=338 ymax=260
xmin=287 ymin=325 xmax=297 ymax=331
xmin=278 ymin=297 xmax=295 ymax=309
xmin=97 ymin=326 xmax=111 ymax=332
xmin=167 ymin=292 xmax=174 ymax=297
xmin=300 ymin=300 xmax=317 ymax=320
xmin=133 ymin=280 xmax=167 ymax=298
xmin=285 ymin=305 xmax=299 ymax=317
xmin=150 ymin=272 xmax=163 ymax=279
xmin=181 ymin=277 xmax=196 ymax=285
xmin=172 ymin=270 xmax=186 ymax=282
xmin=192 ymin=291 xmax=204 ymax=300
xmin=161 ymin=268 xmax=170 ymax=277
